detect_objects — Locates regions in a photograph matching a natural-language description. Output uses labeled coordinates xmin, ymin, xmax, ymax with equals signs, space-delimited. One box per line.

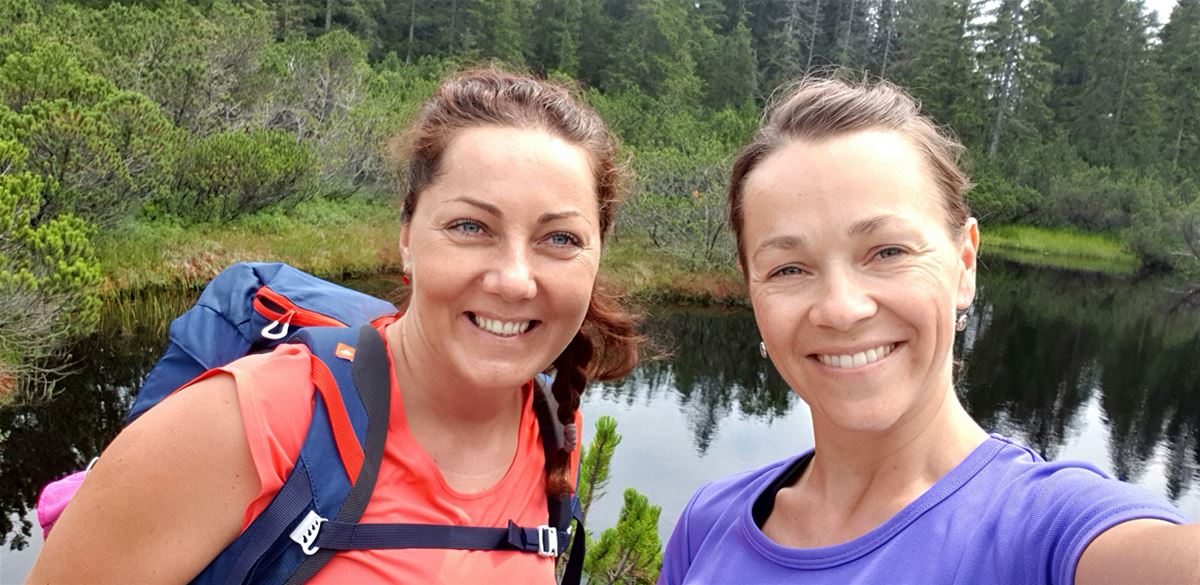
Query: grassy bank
xmin=98 ymin=198 xmax=746 ymax=304
xmin=982 ymin=225 xmax=1139 ymax=275
xmin=98 ymin=200 xmax=1142 ymax=301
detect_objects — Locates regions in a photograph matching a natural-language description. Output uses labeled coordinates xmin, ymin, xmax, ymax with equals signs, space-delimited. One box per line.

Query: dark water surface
xmin=2 ymin=261 xmax=1198 ymax=581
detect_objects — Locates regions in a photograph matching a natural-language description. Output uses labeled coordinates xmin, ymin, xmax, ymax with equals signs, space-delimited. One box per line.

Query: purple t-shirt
xmin=659 ymin=435 xmax=1187 ymax=585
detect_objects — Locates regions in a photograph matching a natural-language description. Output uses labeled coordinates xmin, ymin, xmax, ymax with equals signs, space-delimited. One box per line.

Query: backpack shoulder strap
xmin=191 ymin=326 xmax=390 ymax=585
xmin=285 ymin=326 xmax=392 ymax=584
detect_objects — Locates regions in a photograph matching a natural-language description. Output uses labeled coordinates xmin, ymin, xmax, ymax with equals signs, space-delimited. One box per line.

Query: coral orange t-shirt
xmin=218 ymin=336 xmax=580 ymax=584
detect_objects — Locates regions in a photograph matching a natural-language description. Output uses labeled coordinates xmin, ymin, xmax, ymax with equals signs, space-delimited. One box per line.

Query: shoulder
xmin=29 ymin=371 xmax=259 ymax=583
xmin=975 ymin=436 xmax=1187 ymax=584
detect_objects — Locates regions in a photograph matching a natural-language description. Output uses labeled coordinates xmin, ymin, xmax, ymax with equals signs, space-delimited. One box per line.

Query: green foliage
xmin=0 ymin=41 xmax=115 ymax=110
xmin=0 ymin=137 xmax=101 ymax=401
xmin=621 ymin=147 xmax=736 ymax=270
xmin=602 ymin=0 xmax=702 ymax=106
xmin=584 ymin=488 xmax=663 ymax=585
xmin=557 ymin=414 xmax=621 ymax=578
xmin=172 ymin=129 xmax=314 ymax=222
xmin=576 ymin=415 xmax=620 ymax=521
xmin=1128 ymin=181 xmax=1200 ymax=273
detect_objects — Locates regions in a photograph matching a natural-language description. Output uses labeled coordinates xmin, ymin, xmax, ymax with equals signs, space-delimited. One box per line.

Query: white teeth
xmin=472 ymin=315 xmax=531 ymax=337
xmin=819 ymin=344 xmax=895 ymax=369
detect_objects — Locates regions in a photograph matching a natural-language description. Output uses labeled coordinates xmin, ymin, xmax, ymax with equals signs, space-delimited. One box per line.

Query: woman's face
xmin=399 ymin=125 xmax=602 ymax=391
xmin=741 ymin=130 xmax=978 ymax=435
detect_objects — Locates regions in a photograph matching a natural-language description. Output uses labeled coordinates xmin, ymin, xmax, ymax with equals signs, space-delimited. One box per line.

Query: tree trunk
xmin=1173 ymin=115 xmax=1185 ymax=169
xmin=325 ymin=0 xmax=332 ymax=31
xmin=988 ymin=0 xmax=1023 ymax=158
xmin=842 ymin=0 xmax=858 ymax=64
xmin=880 ymin=0 xmax=894 ymax=77
xmin=406 ymin=0 xmax=417 ymax=64
xmin=805 ymin=0 xmax=820 ymax=71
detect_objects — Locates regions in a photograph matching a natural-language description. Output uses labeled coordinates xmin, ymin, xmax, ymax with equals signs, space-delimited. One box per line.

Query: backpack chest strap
xmin=292 ymin=513 xmax=571 ymax=557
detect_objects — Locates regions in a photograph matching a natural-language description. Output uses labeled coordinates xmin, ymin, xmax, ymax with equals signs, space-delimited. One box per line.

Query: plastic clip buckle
xmin=289 ymin=510 xmax=327 ymax=556
xmin=536 ymin=525 xmax=558 ymax=558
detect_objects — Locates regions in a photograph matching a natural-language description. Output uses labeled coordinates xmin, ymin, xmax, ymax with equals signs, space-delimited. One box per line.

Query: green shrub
xmin=172 ymin=128 xmax=314 ymax=222
xmin=620 ymin=146 xmax=735 ymax=270
xmin=0 ymin=138 xmax=101 ymax=402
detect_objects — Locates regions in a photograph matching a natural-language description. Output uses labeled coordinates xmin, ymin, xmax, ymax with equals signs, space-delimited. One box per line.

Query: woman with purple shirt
xmin=659 ymin=77 xmax=1198 ymax=585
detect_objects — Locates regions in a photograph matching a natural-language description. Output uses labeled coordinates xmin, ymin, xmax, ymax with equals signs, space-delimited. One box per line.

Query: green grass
xmin=97 ymin=198 xmax=403 ymax=293
xmin=602 ymin=236 xmax=745 ymax=305
xmin=983 ymin=224 xmax=1139 ymax=275
xmin=97 ymin=198 xmax=745 ymax=303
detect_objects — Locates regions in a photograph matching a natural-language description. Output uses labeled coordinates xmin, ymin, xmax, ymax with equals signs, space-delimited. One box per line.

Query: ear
xmin=398 ymin=221 xmax=412 ymax=272
xmin=957 ymin=218 xmax=980 ymax=310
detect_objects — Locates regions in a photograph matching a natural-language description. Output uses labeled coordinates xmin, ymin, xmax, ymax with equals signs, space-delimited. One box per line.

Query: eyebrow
xmin=448 ymin=197 xmax=590 ymax=225
xmin=753 ymin=234 xmax=807 ymax=261
xmin=752 ymin=215 xmax=911 ymax=260
xmin=449 ymin=196 xmax=502 ymax=217
xmin=848 ymin=214 xmax=902 ymax=237
xmin=538 ymin=209 xmax=588 ymax=225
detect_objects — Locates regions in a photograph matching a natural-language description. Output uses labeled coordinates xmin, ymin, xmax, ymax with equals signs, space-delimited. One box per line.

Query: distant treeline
xmin=2 ymin=0 xmax=1200 ymax=399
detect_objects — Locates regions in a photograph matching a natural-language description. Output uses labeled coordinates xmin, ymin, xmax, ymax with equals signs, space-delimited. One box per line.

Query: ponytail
xmin=540 ymin=279 xmax=641 ymax=496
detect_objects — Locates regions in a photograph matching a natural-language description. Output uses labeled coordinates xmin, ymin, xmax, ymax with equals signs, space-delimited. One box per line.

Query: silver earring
xmin=955 ymin=306 xmax=970 ymax=332
xmin=759 ymin=341 xmax=768 ymax=359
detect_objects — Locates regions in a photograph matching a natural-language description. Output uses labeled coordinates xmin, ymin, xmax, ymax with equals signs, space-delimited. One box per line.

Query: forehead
xmin=741 ymin=131 xmax=946 ymax=239
xmin=424 ymin=125 xmax=600 ymax=220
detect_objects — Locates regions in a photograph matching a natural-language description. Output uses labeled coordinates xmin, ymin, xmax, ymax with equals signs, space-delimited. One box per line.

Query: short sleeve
xmin=216 ymin=344 xmax=317 ymax=529
xmin=1013 ymin=462 xmax=1188 ymax=585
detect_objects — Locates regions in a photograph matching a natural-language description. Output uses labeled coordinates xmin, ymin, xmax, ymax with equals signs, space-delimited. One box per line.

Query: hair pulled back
xmin=728 ymin=75 xmax=973 ymax=273
xmin=393 ymin=69 xmax=641 ymax=496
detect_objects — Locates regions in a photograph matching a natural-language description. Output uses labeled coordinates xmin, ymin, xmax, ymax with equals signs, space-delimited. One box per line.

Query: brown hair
xmin=728 ymin=75 xmax=972 ymax=272
xmin=393 ymin=69 xmax=640 ymax=495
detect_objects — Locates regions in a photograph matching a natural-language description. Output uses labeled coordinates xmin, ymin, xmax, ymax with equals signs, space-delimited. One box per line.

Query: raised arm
xmin=26 ymin=373 xmax=259 ymax=584
xmin=1076 ymin=519 xmax=1200 ymax=585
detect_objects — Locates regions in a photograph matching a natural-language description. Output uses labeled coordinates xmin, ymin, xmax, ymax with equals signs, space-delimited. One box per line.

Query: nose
xmin=809 ymin=266 xmax=877 ymax=331
xmin=482 ymin=243 xmax=538 ymax=302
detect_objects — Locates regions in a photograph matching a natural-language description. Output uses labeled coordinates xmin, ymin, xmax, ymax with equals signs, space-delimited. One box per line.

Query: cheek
xmin=750 ymin=287 xmax=799 ymax=346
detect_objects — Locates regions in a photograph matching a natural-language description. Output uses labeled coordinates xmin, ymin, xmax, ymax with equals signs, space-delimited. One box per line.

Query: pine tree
xmin=889 ymin=0 xmax=989 ymax=145
xmin=583 ymin=488 xmax=663 ymax=585
xmin=1047 ymin=0 xmax=1161 ymax=167
xmin=1157 ymin=0 xmax=1200 ymax=173
xmin=529 ymin=0 xmax=582 ymax=74
xmin=981 ymin=0 xmax=1057 ymax=158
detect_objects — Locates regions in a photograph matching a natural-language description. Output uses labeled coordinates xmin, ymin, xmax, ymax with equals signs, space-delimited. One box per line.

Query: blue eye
xmin=449 ymin=220 xmax=485 ymax=236
xmin=876 ymin=247 xmax=904 ymax=260
xmin=772 ymin=266 xmax=804 ymax=277
xmin=547 ymin=232 xmax=581 ymax=247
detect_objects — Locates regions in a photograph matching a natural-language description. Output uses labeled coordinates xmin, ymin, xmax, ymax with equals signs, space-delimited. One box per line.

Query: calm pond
xmin=2 ymin=259 xmax=1198 ymax=581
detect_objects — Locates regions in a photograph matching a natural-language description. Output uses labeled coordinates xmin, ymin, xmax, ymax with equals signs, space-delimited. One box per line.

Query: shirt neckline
xmin=740 ymin=435 xmax=1007 ymax=569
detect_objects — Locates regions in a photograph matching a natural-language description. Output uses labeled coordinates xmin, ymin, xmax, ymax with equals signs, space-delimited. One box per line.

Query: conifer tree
xmin=1157 ymin=0 xmax=1200 ymax=173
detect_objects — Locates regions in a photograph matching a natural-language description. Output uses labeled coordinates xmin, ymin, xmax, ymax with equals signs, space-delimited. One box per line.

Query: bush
xmin=620 ymin=146 xmax=735 ymax=270
xmin=172 ymin=128 xmax=314 ymax=222
xmin=0 ymin=138 xmax=101 ymax=403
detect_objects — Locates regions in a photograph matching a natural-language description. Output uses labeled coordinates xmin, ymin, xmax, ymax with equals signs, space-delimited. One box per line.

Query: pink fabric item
xmin=36 ymin=469 xmax=89 ymax=537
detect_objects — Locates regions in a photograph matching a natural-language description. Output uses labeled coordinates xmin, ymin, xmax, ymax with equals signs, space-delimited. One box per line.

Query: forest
xmin=2 ymin=0 xmax=1200 ymax=397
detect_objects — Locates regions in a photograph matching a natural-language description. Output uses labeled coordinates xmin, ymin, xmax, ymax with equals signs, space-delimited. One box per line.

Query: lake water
xmin=2 ymin=260 xmax=1198 ymax=581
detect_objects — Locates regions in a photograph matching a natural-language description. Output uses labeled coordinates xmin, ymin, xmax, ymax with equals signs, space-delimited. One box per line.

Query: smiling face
xmin=742 ymin=130 xmax=978 ymax=435
xmin=398 ymin=125 xmax=601 ymax=391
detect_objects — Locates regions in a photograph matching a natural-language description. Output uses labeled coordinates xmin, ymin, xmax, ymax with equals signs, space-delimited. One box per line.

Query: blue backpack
xmin=42 ymin=262 xmax=586 ymax=584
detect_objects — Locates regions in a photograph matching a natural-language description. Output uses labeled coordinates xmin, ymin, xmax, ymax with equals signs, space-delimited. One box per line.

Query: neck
xmin=803 ymin=384 xmax=986 ymax=509
xmin=386 ymin=317 xmax=524 ymax=432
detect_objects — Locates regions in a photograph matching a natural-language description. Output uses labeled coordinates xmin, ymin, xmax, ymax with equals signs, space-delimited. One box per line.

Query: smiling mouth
xmin=815 ymin=343 xmax=897 ymax=369
xmin=467 ymin=312 xmax=540 ymax=337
